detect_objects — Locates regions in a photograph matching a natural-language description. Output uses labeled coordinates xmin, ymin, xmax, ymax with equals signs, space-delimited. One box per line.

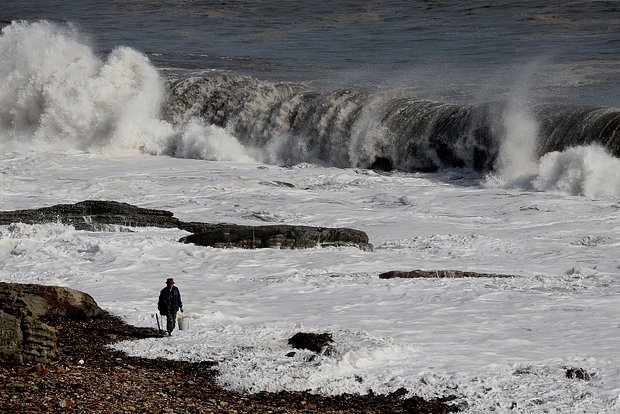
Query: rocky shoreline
xmin=0 ymin=201 xmax=471 ymax=412
xmin=0 ymin=282 xmax=462 ymax=413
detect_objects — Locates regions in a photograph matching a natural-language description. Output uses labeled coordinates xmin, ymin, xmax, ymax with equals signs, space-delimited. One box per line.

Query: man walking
xmin=158 ymin=278 xmax=183 ymax=336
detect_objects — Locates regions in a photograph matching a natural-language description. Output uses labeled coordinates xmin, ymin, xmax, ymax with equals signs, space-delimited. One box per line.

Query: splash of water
xmin=165 ymin=119 xmax=254 ymax=162
xmin=0 ymin=20 xmax=253 ymax=162
xmin=487 ymin=105 xmax=620 ymax=197
xmin=485 ymin=71 xmax=620 ymax=197
xmin=492 ymin=104 xmax=539 ymax=187
xmin=534 ymin=145 xmax=620 ymax=197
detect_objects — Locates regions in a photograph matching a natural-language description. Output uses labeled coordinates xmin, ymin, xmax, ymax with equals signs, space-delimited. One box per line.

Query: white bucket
xmin=177 ymin=315 xmax=189 ymax=330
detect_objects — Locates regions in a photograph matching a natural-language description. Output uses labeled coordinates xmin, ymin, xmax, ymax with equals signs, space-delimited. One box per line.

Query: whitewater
xmin=1 ymin=20 xmax=619 ymax=413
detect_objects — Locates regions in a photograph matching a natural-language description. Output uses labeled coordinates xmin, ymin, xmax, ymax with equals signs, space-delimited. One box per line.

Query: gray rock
xmin=0 ymin=281 xmax=105 ymax=320
xmin=21 ymin=319 xmax=58 ymax=363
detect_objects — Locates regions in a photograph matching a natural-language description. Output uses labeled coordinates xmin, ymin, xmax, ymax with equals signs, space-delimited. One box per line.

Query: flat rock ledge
xmin=0 ymin=200 xmax=373 ymax=251
xmin=0 ymin=200 xmax=181 ymax=231
xmin=0 ymin=282 xmax=462 ymax=413
xmin=379 ymin=270 xmax=517 ymax=279
xmin=180 ymin=224 xmax=371 ymax=250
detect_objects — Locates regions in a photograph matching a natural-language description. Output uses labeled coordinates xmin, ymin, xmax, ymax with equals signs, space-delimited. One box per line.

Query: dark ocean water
xmin=1 ymin=1 xmax=619 ymax=174
xmin=3 ymin=0 xmax=619 ymax=106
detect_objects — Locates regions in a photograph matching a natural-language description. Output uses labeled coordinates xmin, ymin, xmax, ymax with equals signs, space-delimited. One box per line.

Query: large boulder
xmin=0 ymin=282 xmax=105 ymax=363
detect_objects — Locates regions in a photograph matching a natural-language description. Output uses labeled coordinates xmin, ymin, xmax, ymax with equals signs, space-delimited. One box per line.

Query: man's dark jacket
xmin=158 ymin=286 xmax=183 ymax=314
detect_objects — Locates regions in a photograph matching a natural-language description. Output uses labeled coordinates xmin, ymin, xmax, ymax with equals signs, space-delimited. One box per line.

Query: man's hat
xmin=166 ymin=278 xmax=174 ymax=284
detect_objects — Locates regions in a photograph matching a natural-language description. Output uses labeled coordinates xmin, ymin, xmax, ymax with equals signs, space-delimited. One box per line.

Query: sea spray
xmin=486 ymin=126 xmax=620 ymax=197
xmin=533 ymin=145 xmax=620 ymax=197
xmin=485 ymin=94 xmax=620 ymax=196
xmin=165 ymin=119 xmax=254 ymax=162
xmin=0 ymin=21 xmax=167 ymax=149
xmin=0 ymin=21 xmax=253 ymax=162
xmin=492 ymin=101 xmax=539 ymax=187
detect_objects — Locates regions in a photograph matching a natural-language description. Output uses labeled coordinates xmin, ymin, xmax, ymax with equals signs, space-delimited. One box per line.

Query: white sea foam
xmin=1 ymin=151 xmax=619 ymax=413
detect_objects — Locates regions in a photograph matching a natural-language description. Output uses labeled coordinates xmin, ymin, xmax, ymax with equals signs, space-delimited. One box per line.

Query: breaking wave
xmin=165 ymin=75 xmax=620 ymax=196
xmin=2 ymin=20 xmax=619 ymax=196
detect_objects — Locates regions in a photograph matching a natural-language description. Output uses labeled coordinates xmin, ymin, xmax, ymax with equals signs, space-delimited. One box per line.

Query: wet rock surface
xmin=566 ymin=367 xmax=591 ymax=381
xmin=288 ymin=332 xmax=334 ymax=355
xmin=0 ymin=282 xmax=462 ymax=413
xmin=0 ymin=200 xmax=373 ymax=251
xmin=379 ymin=270 xmax=516 ymax=279
xmin=180 ymin=224 xmax=372 ymax=250
xmin=0 ymin=200 xmax=181 ymax=231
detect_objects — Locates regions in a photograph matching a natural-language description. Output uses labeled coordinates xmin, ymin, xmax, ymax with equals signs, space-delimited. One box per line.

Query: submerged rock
xmin=566 ymin=367 xmax=591 ymax=381
xmin=378 ymin=270 xmax=516 ymax=279
xmin=288 ymin=332 xmax=334 ymax=355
